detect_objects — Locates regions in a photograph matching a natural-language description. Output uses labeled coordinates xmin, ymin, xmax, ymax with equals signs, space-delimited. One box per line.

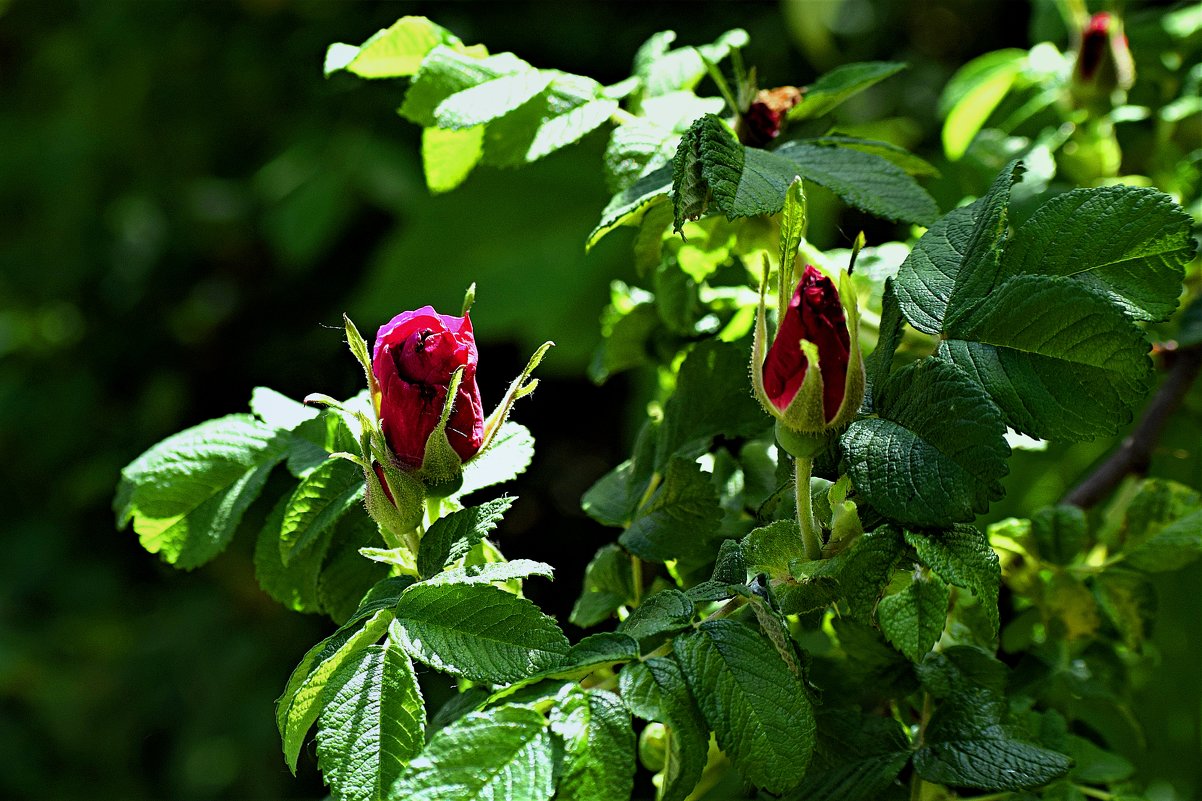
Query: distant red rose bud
xmin=762 ymin=265 xmax=851 ymax=421
xmin=1072 ymin=12 xmax=1134 ymax=105
xmin=739 ymin=86 xmax=803 ymax=148
xmin=371 ymin=306 xmax=484 ymax=469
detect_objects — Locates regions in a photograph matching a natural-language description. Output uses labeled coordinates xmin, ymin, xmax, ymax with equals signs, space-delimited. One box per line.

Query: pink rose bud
xmin=739 ymin=86 xmax=803 ymax=148
xmin=371 ymin=306 xmax=484 ymax=468
xmin=763 ymin=265 xmax=851 ymax=421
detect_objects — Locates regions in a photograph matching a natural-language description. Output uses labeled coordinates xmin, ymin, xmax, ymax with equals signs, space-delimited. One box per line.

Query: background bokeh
xmin=1 ymin=1 xmax=1197 ymax=799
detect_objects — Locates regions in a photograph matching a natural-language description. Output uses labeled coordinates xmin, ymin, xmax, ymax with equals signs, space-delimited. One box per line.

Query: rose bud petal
xmin=752 ymin=265 xmax=865 ymax=434
xmin=371 ymin=306 xmax=484 ymax=469
xmin=1072 ymin=12 xmax=1135 ymax=107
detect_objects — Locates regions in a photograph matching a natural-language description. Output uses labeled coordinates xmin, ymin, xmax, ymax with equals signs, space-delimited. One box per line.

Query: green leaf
xmin=1123 ymin=507 xmax=1202 ymax=572
xmin=789 ymin=61 xmax=906 ymax=121
xmin=742 ymin=520 xmax=806 ymax=577
xmin=772 ymin=140 xmax=938 ymax=225
xmin=1029 ymin=505 xmax=1089 ymax=566
xmin=486 ymin=633 xmax=641 ymax=707
xmin=251 ymin=386 xmax=319 ymax=430
xmin=892 ymin=203 xmax=979 ymax=335
xmin=893 ymin=162 xmax=1020 ymax=334
xmin=421 ymin=125 xmax=484 ymax=194
xmin=1179 ymin=297 xmax=1202 ymax=347
xmin=279 ymin=456 xmax=365 ymax=565
xmin=655 ymin=340 xmax=767 ymax=468
xmin=938 ymin=49 xmax=1026 ymax=160
xmin=277 ymin=577 xmax=412 ymax=772
xmin=388 ymin=704 xmax=555 ymax=801
xmin=423 ymin=558 xmax=553 ymax=586
xmin=570 ymin=544 xmax=636 ymax=628
xmin=637 ymin=28 xmax=749 ymax=98
xmin=877 ymin=569 xmax=949 ymax=662
xmin=400 ymin=47 xmax=532 ymax=127
xmin=1066 ymin=735 xmax=1134 ymax=784
xmin=786 ymin=711 xmax=911 ymax=801
xmin=392 ymin=582 xmax=569 ymax=684
xmin=904 ymin=525 xmax=1000 ymax=635
xmin=315 ymin=642 xmax=425 ymax=801
xmin=319 ymin=511 xmax=390 ymax=624
xmin=115 ymin=414 xmax=288 ymax=569
xmin=676 ymin=620 xmax=815 ymax=793
xmin=938 ymin=275 xmax=1154 ymax=440
xmin=1092 ymin=569 xmax=1156 ymax=649
xmin=434 ymin=70 xmax=554 ymax=129
xmin=587 ymin=168 xmax=672 ymax=250
xmin=866 ymin=278 xmax=904 ymax=410
xmin=325 ymin=16 xmax=463 ymax=79
xmin=814 ymin=135 xmax=941 ymax=177
xmin=1000 ymin=187 xmax=1194 ymax=323
xmin=455 ymin=421 xmax=534 ymax=499
xmin=582 ymin=459 xmax=645 ymax=527
xmin=914 ymin=688 xmax=1072 ymax=790
xmin=834 ymin=525 xmax=903 ymax=620
xmin=604 ymin=92 xmax=724 ymax=192
xmin=254 ymin=493 xmax=333 ymax=614
xmin=417 ymin=497 xmax=516 ymax=578
xmin=842 ymin=358 xmax=1009 ymax=527
xmin=670 ymin=117 xmax=937 ymax=231
xmin=549 ymin=686 xmax=636 ymax=801
xmin=589 ymin=299 xmax=660 ymax=383
xmin=620 ymin=456 xmax=722 ymax=565
xmin=481 ymin=73 xmax=619 ymax=166
xmin=617 ymin=589 xmax=695 ymax=646
xmin=617 ymin=657 xmax=709 ymax=801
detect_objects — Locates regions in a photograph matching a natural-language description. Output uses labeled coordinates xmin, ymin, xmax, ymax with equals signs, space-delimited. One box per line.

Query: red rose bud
xmin=371 ymin=306 xmax=484 ymax=469
xmin=1072 ymin=12 xmax=1134 ymax=105
xmin=739 ymin=86 xmax=802 ymax=148
xmin=752 ymin=265 xmax=864 ymax=434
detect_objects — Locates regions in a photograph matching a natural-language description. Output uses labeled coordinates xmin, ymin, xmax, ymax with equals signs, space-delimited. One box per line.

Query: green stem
xmin=1076 ymin=786 xmax=1115 ymax=801
xmin=795 ymin=457 xmax=823 ymax=560
xmin=631 ymin=555 xmax=644 ymax=608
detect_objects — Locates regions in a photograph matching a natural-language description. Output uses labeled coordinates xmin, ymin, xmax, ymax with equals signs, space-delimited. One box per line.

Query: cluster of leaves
xmin=115 ymin=14 xmax=1201 ymax=801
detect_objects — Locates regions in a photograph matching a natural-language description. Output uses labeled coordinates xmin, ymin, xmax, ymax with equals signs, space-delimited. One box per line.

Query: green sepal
xmin=418 ymin=366 xmax=468 ymax=486
xmin=479 ymin=340 xmax=554 ymax=453
xmin=774 ymin=420 xmax=829 ymax=459
xmin=364 ymin=436 xmax=425 ymax=539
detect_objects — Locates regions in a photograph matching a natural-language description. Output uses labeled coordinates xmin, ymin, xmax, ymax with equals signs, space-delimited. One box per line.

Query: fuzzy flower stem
xmin=795 ymin=456 xmax=823 ymax=560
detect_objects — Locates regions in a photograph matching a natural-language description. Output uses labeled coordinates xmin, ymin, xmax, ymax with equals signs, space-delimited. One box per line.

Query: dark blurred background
xmin=1 ymin=1 xmax=1196 ymax=799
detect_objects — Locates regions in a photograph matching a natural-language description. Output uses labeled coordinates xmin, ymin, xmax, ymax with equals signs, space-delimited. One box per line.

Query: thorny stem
xmin=1064 ymin=343 xmax=1202 ymax=508
xmin=795 ymin=457 xmax=823 ymax=561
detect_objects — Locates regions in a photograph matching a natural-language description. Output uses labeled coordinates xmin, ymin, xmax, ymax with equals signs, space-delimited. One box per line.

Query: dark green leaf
xmin=914 ymin=688 xmax=1072 ymax=791
xmin=115 ymin=414 xmax=289 ymax=569
xmin=587 ymin=169 xmax=672 ymax=250
xmin=1123 ymin=508 xmax=1202 ymax=572
xmin=743 ymin=520 xmax=806 ymax=577
xmin=1001 ymin=186 xmax=1195 ymax=322
xmin=620 ymin=456 xmax=722 ymax=565
xmin=570 ymin=545 xmax=636 ymax=628
xmin=676 ymin=620 xmax=815 ymax=793
xmin=904 ymin=525 xmax=1000 ymax=634
xmin=617 ymin=589 xmax=695 ymax=645
xmin=392 ymin=582 xmax=569 ymax=684
xmin=417 ymin=497 xmax=516 ymax=578
xmin=550 ymin=686 xmax=636 ymax=801
xmin=319 ymin=511 xmax=390 ymax=624
xmin=842 ymin=359 xmax=1009 ymax=527
xmin=866 ymin=279 xmax=905 ymax=411
xmin=1092 ymin=569 xmax=1156 ymax=649
xmin=277 ymin=577 xmax=414 ymax=772
xmin=279 ymin=456 xmax=365 ymax=565
xmin=834 ymin=525 xmax=903 ymax=620
xmin=388 ymin=704 xmax=555 ymax=801
xmin=655 ymin=339 xmax=767 ymax=468
xmin=254 ymin=493 xmax=333 ymax=614
xmin=316 ymin=642 xmax=425 ymax=801
xmin=784 ymin=711 xmax=911 ymax=801
xmin=617 ymin=657 xmax=709 ymax=801
xmin=1030 ymin=505 xmax=1089 ymax=566
xmin=877 ymin=569 xmax=949 ymax=662
xmin=938 ymin=276 xmax=1154 ymax=441
xmin=789 ymin=61 xmax=906 ymax=121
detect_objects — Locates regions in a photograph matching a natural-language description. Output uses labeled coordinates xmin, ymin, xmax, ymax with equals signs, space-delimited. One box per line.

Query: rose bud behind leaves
xmin=738 ymin=86 xmax=802 ymax=148
xmin=752 ymin=265 xmax=864 ymax=435
xmin=371 ymin=306 xmax=484 ymax=472
xmin=1072 ymin=12 xmax=1135 ymax=108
